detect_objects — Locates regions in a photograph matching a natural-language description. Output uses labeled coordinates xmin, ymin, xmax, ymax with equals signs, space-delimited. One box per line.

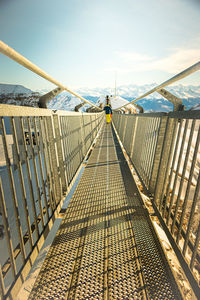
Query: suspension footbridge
xmin=0 ymin=41 xmax=199 ymax=299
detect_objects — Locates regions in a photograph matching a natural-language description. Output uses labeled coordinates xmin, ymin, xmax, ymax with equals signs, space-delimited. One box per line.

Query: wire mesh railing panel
xmin=123 ymin=115 xmax=137 ymax=156
xmin=113 ymin=113 xmax=163 ymax=190
xmin=0 ymin=105 xmax=103 ymax=299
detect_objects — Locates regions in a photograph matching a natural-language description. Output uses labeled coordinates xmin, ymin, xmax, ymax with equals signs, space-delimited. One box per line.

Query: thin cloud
xmin=114 ymin=51 xmax=154 ymax=62
xmin=106 ymin=48 xmax=200 ymax=74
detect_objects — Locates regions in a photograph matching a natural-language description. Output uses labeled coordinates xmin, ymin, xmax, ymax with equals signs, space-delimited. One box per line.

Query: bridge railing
xmin=0 ymin=104 xmax=104 ymax=299
xmin=112 ymin=110 xmax=200 ymax=296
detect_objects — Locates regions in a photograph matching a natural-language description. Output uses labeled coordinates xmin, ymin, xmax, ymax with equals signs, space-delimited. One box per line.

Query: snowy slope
xmin=48 ymin=91 xmax=92 ymax=111
xmin=0 ymin=83 xmax=33 ymax=94
xmin=0 ymin=83 xmax=199 ymax=112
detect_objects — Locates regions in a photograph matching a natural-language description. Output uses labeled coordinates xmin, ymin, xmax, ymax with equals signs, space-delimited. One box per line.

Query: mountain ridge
xmin=0 ymin=83 xmax=199 ymax=112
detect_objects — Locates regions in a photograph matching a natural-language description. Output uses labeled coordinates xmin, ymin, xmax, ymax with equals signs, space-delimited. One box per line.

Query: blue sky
xmin=0 ymin=0 xmax=200 ymax=91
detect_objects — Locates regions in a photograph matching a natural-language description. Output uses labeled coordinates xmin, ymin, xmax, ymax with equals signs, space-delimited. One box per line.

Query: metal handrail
xmin=0 ymin=40 xmax=102 ymax=111
xmin=115 ymin=61 xmax=200 ymax=110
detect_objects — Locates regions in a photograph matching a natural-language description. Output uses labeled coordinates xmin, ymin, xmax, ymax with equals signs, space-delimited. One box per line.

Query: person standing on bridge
xmin=104 ymin=95 xmax=112 ymax=124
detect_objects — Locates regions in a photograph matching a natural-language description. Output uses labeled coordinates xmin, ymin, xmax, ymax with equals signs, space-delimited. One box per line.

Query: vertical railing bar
xmin=150 ymin=115 xmax=168 ymax=195
xmin=63 ymin=116 xmax=70 ymax=186
xmin=0 ymin=178 xmax=17 ymax=278
xmin=33 ymin=117 xmax=49 ymax=223
xmin=43 ymin=117 xmax=57 ymax=207
xmin=10 ymin=117 xmax=33 ymax=250
xmin=167 ymin=119 xmax=189 ymax=226
xmin=133 ymin=117 xmax=142 ymax=177
xmin=90 ymin=115 xmax=93 ymax=144
xmin=133 ymin=118 xmax=140 ymax=176
xmin=143 ymin=117 xmax=151 ymax=186
xmin=190 ymin=222 xmax=200 ymax=270
xmin=141 ymin=118 xmax=148 ymax=185
xmin=81 ymin=113 xmax=87 ymax=158
xmin=73 ymin=117 xmax=78 ymax=174
xmin=18 ymin=117 xmax=39 ymax=239
xmin=183 ymin=171 xmax=200 ymax=256
xmin=70 ymin=118 xmax=75 ymax=179
xmin=123 ymin=117 xmax=129 ymax=153
xmin=38 ymin=117 xmax=54 ymax=215
xmin=147 ymin=117 xmax=155 ymax=185
xmin=0 ymin=117 xmax=26 ymax=263
xmin=53 ymin=114 xmax=67 ymax=194
xmin=149 ymin=117 xmax=159 ymax=187
xmin=177 ymin=127 xmax=200 ymax=244
xmin=27 ymin=117 xmax=45 ymax=229
xmin=149 ymin=117 xmax=161 ymax=187
xmin=171 ymin=119 xmax=193 ymax=234
xmin=47 ymin=115 xmax=62 ymax=204
xmin=60 ymin=116 xmax=69 ymax=187
xmin=80 ymin=115 xmax=85 ymax=160
xmin=41 ymin=117 xmax=56 ymax=211
xmin=77 ymin=117 xmax=82 ymax=170
xmin=67 ymin=116 xmax=73 ymax=183
xmin=144 ymin=117 xmax=152 ymax=186
xmin=163 ymin=119 xmax=183 ymax=218
xmin=0 ymin=264 xmax=5 ymax=299
xmin=65 ymin=117 xmax=73 ymax=184
xmin=122 ymin=116 xmax=128 ymax=145
xmin=74 ymin=118 xmax=79 ymax=175
xmin=160 ymin=119 xmax=178 ymax=213
xmin=118 ymin=114 xmax=123 ymax=136
xmin=77 ymin=116 xmax=81 ymax=170
xmin=124 ymin=117 xmax=129 ymax=153
xmin=139 ymin=118 xmax=145 ymax=182
xmin=147 ymin=117 xmax=155 ymax=183
xmin=80 ymin=115 xmax=84 ymax=162
xmin=130 ymin=116 xmax=138 ymax=159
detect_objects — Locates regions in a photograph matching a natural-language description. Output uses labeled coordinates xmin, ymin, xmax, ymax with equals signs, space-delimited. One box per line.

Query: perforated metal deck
xmin=29 ymin=124 xmax=182 ymax=299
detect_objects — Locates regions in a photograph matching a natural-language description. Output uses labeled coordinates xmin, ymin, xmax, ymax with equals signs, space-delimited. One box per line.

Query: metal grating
xmin=29 ymin=124 xmax=182 ymax=300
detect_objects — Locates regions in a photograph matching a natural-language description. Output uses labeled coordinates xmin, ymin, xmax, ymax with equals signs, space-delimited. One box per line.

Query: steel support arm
xmin=38 ymin=87 xmax=63 ymax=108
xmin=157 ymin=88 xmax=184 ymax=111
xmin=74 ymin=102 xmax=85 ymax=112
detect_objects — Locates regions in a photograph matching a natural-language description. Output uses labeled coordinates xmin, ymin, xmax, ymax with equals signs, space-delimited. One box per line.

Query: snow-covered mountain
xmin=0 ymin=83 xmax=33 ymax=94
xmin=0 ymin=84 xmax=40 ymax=107
xmin=75 ymin=84 xmax=200 ymax=100
xmin=47 ymin=92 xmax=94 ymax=111
xmin=49 ymin=84 xmax=200 ymax=112
xmin=0 ymin=83 xmax=199 ymax=112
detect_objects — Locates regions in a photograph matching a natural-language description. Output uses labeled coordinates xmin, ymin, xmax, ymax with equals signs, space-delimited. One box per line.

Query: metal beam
xmin=157 ymin=88 xmax=184 ymax=111
xmin=0 ymin=40 xmax=102 ymax=111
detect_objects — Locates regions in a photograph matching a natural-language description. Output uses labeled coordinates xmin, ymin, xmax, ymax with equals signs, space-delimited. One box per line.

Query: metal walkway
xmin=29 ymin=124 xmax=182 ymax=300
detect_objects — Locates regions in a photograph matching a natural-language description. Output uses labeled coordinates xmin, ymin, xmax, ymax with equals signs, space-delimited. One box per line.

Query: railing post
xmin=0 ymin=264 xmax=5 ymax=300
xmin=122 ymin=115 xmax=128 ymax=145
xmin=80 ymin=114 xmax=86 ymax=158
xmin=153 ymin=116 xmax=175 ymax=206
xmin=149 ymin=115 xmax=168 ymax=193
xmin=46 ymin=116 xmax=62 ymax=204
xmin=130 ymin=116 xmax=138 ymax=158
xmin=53 ymin=114 xmax=67 ymax=193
